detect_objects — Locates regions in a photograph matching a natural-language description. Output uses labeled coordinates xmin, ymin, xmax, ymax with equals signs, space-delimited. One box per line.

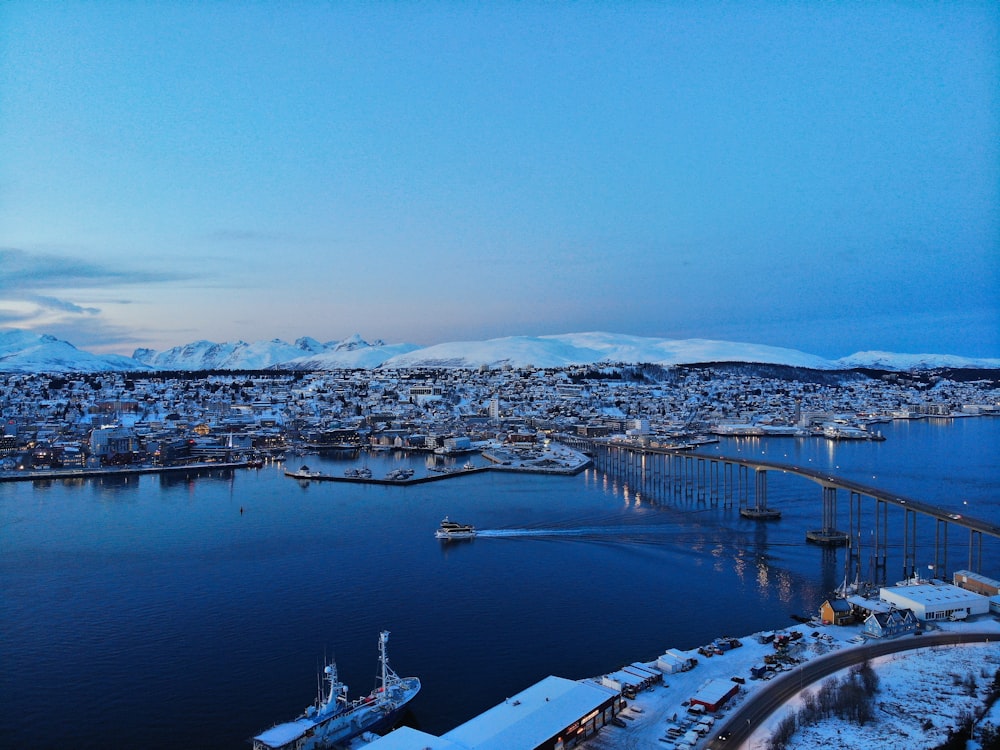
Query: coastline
xmin=0 ymin=460 xmax=247 ymax=483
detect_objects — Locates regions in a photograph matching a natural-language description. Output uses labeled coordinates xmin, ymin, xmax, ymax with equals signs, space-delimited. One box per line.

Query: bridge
xmin=559 ymin=436 xmax=1000 ymax=582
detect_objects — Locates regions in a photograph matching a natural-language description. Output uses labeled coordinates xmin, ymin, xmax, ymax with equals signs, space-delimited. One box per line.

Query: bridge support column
xmin=845 ymin=491 xmax=863 ymax=586
xmin=738 ymin=464 xmax=749 ymax=510
xmin=723 ymin=461 xmax=733 ymax=509
xmin=696 ymin=457 xmax=707 ymax=503
xmin=873 ymin=499 xmax=888 ymax=584
xmin=901 ymin=508 xmax=918 ymax=582
xmin=807 ymin=485 xmax=848 ymax=545
xmin=740 ymin=469 xmax=780 ymax=520
xmin=933 ymin=519 xmax=948 ymax=581
xmin=969 ymin=529 xmax=983 ymax=574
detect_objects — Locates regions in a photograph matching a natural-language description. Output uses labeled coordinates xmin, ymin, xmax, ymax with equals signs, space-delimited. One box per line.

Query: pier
xmin=0 ymin=460 xmax=247 ymax=483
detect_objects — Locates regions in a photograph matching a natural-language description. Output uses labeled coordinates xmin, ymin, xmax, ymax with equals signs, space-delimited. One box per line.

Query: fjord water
xmin=1 ymin=417 xmax=997 ymax=749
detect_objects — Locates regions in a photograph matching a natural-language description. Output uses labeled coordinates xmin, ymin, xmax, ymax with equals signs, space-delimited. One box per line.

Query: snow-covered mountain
xmin=132 ymin=334 xmax=414 ymax=371
xmin=0 ymin=330 xmax=149 ymax=372
xmin=834 ymin=350 xmax=1000 ymax=371
xmin=379 ymin=332 xmax=838 ymax=370
xmin=133 ymin=337 xmax=329 ymax=370
xmin=1 ymin=328 xmax=998 ymax=372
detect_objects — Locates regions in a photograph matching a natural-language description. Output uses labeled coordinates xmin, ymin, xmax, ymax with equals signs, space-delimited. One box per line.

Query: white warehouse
xmin=879 ymin=582 xmax=989 ymax=621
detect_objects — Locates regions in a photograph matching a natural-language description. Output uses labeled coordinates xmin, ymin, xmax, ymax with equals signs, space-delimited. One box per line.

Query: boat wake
xmin=474 ymin=525 xmax=667 ymax=539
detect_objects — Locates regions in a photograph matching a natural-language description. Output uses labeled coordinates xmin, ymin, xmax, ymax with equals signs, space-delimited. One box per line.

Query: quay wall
xmin=0 ymin=461 xmax=248 ymax=483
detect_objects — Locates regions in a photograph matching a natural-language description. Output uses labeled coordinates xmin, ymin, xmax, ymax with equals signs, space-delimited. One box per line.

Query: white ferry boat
xmin=434 ymin=516 xmax=476 ymax=540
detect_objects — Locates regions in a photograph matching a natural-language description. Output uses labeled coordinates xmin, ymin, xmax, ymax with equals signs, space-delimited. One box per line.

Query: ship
xmin=434 ymin=516 xmax=476 ymax=540
xmin=252 ymin=631 xmax=420 ymax=750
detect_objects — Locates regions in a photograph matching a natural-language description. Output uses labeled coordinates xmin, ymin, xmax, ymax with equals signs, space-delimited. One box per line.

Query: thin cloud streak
xmin=0 ymin=247 xmax=193 ymax=291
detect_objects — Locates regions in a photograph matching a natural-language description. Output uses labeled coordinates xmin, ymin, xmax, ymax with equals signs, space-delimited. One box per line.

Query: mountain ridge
xmin=1 ymin=328 xmax=998 ymax=373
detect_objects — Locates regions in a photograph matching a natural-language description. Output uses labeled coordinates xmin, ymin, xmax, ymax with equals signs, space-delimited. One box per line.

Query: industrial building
xmin=879 ymin=582 xmax=989 ymax=621
xmin=953 ymin=570 xmax=1000 ymax=597
xmin=364 ymin=675 xmax=621 ymax=750
xmin=688 ymin=679 xmax=740 ymax=713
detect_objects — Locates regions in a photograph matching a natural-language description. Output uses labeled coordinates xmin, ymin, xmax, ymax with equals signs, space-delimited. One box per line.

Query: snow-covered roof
xmin=253 ymin=718 xmax=316 ymax=748
xmin=881 ymin=583 xmax=987 ymax=608
xmin=846 ymin=595 xmax=894 ymax=613
xmin=690 ymin=678 xmax=738 ymax=706
xmin=441 ymin=675 xmax=617 ymax=750
xmin=362 ymin=726 xmax=464 ymax=749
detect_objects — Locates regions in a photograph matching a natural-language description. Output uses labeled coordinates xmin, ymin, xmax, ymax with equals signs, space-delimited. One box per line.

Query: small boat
xmin=434 ymin=516 xmax=476 ymax=540
xmin=285 ymin=465 xmax=323 ymax=479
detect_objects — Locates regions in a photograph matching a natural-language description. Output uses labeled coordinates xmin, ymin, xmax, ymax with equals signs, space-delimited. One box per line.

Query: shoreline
xmin=0 ymin=460 xmax=248 ymax=483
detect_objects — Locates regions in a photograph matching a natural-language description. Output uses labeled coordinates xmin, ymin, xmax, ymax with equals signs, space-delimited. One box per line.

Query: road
xmin=707 ymin=630 xmax=1000 ymax=749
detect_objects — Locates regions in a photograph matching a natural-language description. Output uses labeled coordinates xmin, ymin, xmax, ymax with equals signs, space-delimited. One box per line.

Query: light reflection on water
xmin=0 ymin=417 xmax=996 ymax=749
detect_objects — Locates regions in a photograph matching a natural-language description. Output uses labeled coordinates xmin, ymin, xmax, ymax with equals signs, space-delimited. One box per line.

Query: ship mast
xmin=379 ymin=630 xmax=390 ymax=691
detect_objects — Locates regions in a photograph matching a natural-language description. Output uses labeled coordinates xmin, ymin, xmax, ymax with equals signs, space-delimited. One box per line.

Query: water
xmin=1 ymin=418 xmax=997 ymax=749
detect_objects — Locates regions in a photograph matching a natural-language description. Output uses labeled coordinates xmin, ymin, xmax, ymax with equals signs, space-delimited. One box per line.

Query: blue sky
xmin=1 ymin=2 xmax=997 ymax=358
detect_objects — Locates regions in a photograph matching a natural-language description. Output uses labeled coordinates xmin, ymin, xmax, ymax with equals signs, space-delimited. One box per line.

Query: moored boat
xmin=252 ymin=631 xmax=420 ymax=750
xmin=434 ymin=516 xmax=476 ymax=540
xmin=285 ymin=465 xmax=323 ymax=479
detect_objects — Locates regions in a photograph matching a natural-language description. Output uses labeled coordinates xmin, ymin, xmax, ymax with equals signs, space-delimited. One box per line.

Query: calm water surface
xmin=1 ymin=417 xmax=997 ymax=748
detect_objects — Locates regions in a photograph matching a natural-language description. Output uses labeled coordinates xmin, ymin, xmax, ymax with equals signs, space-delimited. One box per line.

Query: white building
xmin=879 ymin=583 xmax=989 ymax=621
xmin=365 ymin=676 xmax=621 ymax=750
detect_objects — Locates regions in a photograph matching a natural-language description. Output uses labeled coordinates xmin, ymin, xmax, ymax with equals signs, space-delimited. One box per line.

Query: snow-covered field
xmin=750 ymin=640 xmax=1000 ymax=749
xmin=581 ymin=618 xmax=1000 ymax=750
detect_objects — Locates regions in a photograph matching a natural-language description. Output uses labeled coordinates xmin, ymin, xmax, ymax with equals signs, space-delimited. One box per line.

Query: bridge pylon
xmin=739 ymin=468 xmax=781 ymax=520
xmin=806 ymin=485 xmax=848 ymax=546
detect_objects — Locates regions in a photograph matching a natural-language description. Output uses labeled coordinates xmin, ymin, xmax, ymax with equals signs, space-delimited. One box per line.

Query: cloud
xmin=25 ymin=294 xmax=100 ymax=315
xmin=0 ymin=247 xmax=199 ymax=352
xmin=0 ymin=307 xmax=35 ymax=324
xmin=0 ymin=247 xmax=192 ymax=292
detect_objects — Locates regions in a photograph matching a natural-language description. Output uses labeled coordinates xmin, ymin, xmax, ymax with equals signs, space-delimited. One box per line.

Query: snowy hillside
xmin=132 ymin=334 xmax=417 ymax=371
xmin=0 ymin=330 xmax=149 ymax=372
xmin=281 ymin=341 xmax=421 ymax=370
xmin=381 ymin=332 xmax=838 ymax=370
xmin=133 ymin=337 xmax=329 ymax=370
xmin=836 ymin=350 xmax=1000 ymax=371
xmin=1 ymin=327 xmax=998 ymax=372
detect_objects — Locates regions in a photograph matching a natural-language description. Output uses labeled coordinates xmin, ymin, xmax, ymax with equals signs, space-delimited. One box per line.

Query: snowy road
xmin=710 ymin=629 xmax=1000 ymax=749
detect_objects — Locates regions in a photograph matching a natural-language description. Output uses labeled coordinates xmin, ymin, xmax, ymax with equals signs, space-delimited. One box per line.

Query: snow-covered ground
xmin=581 ymin=618 xmax=1000 ymax=750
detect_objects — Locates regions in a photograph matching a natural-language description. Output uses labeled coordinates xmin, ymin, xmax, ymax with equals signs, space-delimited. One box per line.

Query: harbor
xmin=356 ymin=581 xmax=1000 ymax=750
xmin=3 ymin=417 xmax=998 ymax=750
xmin=282 ymin=443 xmax=593 ymax=485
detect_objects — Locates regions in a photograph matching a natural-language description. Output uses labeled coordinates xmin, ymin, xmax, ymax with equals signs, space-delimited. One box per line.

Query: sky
xmin=0 ymin=2 xmax=997 ymax=359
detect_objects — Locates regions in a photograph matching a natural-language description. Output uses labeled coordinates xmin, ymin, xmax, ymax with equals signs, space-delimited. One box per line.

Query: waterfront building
xmin=442 ymin=675 xmax=619 ymax=750
xmin=365 ymin=676 xmax=621 ymax=750
xmin=88 ymin=425 xmax=138 ymax=459
xmin=879 ymin=583 xmax=990 ymax=621
xmin=819 ymin=597 xmax=854 ymax=626
xmin=862 ymin=608 xmax=918 ymax=638
xmin=952 ymin=570 xmax=1000 ymax=597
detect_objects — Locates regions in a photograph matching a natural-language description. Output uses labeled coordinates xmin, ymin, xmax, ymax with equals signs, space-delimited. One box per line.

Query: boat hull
xmin=434 ymin=529 xmax=476 ymax=540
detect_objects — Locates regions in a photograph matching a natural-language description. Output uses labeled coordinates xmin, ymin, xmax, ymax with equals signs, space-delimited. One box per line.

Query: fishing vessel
xmin=252 ymin=631 xmax=420 ymax=750
xmin=434 ymin=516 xmax=476 ymax=540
